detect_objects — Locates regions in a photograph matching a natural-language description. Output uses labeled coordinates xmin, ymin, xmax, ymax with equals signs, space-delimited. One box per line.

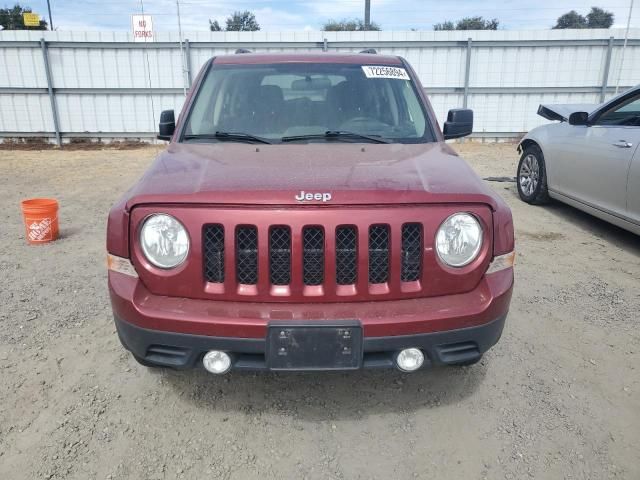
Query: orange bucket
xmin=20 ymin=198 xmax=59 ymax=244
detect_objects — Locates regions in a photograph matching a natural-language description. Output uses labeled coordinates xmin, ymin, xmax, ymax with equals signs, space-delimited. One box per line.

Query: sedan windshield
xmin=182 ymin=63 xmax=434 ymax=143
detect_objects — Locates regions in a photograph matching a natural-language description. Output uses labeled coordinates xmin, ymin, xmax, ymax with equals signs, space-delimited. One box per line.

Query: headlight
xmin=140 ymin=214 xmax=190 ymax=269
xmin=435 ymin=213 xmax=483 ymax=267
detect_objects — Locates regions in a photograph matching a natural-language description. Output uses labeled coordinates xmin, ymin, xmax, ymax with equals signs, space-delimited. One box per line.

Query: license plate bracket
xmin=267 ymin=321 xmax=362 ymax=371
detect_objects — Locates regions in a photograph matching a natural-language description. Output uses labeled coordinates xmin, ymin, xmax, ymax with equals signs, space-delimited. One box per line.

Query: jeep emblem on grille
xmin=295 ymin=191 xmax=332 ymax=202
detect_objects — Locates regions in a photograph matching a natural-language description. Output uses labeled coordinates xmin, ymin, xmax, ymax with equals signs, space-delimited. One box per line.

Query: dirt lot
xmin=0 ymin=143 xmax=638 ymax=479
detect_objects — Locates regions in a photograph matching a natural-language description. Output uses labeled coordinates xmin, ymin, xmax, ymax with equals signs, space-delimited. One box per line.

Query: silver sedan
xmin=517 ymin=86 xmax=640 ymax=235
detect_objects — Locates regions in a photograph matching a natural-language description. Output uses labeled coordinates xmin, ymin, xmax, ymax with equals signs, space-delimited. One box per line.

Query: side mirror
xmin=158 ymin=110 xmax=175 ymax=141
xmin=443 ymin=108 xmax=473 ymax=140
xmin=568 ymin=111 xmax=589 ymax=126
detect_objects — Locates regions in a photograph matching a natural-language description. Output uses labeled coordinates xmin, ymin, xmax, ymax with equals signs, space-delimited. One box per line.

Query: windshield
xmin=182 ymin=63 xmax=434 ymax=143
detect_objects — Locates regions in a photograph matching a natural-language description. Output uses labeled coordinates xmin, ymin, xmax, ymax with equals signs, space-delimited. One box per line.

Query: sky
xmin=11 ymin=0 xmax=640 ymax=32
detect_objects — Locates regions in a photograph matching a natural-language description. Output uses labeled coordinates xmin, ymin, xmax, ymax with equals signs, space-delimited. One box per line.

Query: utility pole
xmin=176 ymin=0 xmax=187 ymax=96
xmin=615 ymin=0 xmax=634 ymax=94
xmin=364 ymin=0 xmax=371 ymax=29
xmin=46 ymin=0 xmax=53 ymax=30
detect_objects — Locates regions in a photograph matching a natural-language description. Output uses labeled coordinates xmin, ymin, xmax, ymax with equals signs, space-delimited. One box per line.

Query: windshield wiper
xmin=281 ymin=130 xmax=390 ymax=144
xmin=183 ymin=131 xmax=272 ymax=144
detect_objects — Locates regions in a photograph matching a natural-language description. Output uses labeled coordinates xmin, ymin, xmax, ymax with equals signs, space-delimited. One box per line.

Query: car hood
xmin=537 ymin=103 xmax=598 ymax=122
xmin=123 ymin=142 xmax=501 ymax=209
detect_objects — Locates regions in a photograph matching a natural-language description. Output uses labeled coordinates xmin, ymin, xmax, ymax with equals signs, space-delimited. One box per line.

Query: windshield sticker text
xmin=361 ymin=66 xmax=410 ymax=80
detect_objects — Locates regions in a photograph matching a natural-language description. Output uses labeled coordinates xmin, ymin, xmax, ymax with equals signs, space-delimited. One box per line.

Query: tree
xmin=433 ymin=20 xmax=455 ymax=31
xmin=434 ymin=16 xmax=498 ymax=30
xmin=322 ymin=18 xmax=381 ymax=31
xmin=553 ymin=10 xmax=587 ymax=29
xmin=553 ymin=7 xmax=614 ymax=29
xmin=586 ymin=7 xmax=614 ymax=28
xmin=0 ymin=4 xmax=48 ymax=30
xmin=209 ymin=19 xmax=222 ymax=32
xmin=225 ymin=10 xmax=260 ymax=31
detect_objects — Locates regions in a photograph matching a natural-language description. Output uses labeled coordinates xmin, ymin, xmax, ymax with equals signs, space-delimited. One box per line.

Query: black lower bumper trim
xmin=114 ymin=314 xmax=506 ymax=371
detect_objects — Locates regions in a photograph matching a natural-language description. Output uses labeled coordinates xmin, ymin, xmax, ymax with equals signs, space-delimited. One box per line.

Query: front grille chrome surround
xmin=210 ymin=222 xmax=423 ymax=293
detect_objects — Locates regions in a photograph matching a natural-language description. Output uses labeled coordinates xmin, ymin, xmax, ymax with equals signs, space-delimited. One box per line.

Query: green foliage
xmin=225 ymin=10 xmax=260 ymax=31
xmin=433 ymin=20 xmax=455 ymax=31
xmin=322 ymin=18 xmax=381 ymax=31
xmin=553 ymin=10 xmax=587 ymax=29
xmin=434 ymin=16 xmax=499 ymax=31
xmin=553 ymin=7 xmax=614 ymax=29
xmin=586 ymin=7 xmax=614 ymax=28
xmin=0 ymin=4 xmax=48 ymax=30
xmin=209 ymin=19 xmax=222 ymax=32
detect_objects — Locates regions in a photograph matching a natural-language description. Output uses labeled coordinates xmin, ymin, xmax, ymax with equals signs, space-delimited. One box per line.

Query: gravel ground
xmin=0 ymin=143 xmax=638 ymax=479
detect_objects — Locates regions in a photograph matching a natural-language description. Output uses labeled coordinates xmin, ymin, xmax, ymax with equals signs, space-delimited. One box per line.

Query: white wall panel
xmin=1 ymin=28 xmax=639 ymax=139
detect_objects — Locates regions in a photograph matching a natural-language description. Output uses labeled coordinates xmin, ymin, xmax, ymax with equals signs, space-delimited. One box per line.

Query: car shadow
xmin=542 ymin=201 xmax=640 ymax=255
xmin=159 ymin=360 xmax=488 ymax=421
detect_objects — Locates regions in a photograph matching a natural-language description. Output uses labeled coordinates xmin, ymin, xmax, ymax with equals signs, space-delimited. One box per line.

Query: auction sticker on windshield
xmin=361 ymin=66 xmax=411 ymax=80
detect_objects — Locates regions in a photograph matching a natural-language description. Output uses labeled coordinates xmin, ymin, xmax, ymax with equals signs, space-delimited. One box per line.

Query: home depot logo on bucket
xmin=28 ymin=218 xmax=53 ymax=242
xmin=20 ymin=198 xmax=59 ymax=244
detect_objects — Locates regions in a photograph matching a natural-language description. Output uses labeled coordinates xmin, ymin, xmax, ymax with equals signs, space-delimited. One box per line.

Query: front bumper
xmin=115 ymin=313 xmax=506 ymax=370
xmin=109 ymin=268 xmax=512 ymax=371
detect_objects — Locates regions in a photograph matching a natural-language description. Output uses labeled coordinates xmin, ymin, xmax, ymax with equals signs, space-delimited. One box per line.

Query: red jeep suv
xmin=107 ymin=51 xmax=514 ymax=374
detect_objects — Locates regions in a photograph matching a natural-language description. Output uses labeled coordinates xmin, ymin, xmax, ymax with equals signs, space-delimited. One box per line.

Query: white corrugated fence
xmin=1 ymin=28 xmax=639 ymax=143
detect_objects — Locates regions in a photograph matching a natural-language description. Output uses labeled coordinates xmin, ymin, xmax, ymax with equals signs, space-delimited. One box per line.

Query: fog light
xmin=396 ymin=348 xmax=425 ymax=372
xmin=202 ymin=351 xmax=231 ymax=374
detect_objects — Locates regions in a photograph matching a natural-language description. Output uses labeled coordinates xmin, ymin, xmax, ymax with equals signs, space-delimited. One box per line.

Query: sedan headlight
xmin=435 ymin=213 xmax=483 ymax=267
xmin=140 ymin=214 xmax=190 ymax=269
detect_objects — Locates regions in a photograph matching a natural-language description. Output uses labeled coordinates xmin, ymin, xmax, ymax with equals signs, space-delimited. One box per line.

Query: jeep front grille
xmin=303 ymin=227 xmax=324 ymax=286
xmin=401 ymin=223 xmax=422 ymax=282
xmin=202 ymin=221 xmax=426 ymax=298
xmin=336 ymin=226 xmax=357 ymax=285
xmin=203 ymin=224 xmax=225 ymax=283
xmin=269 ymin=226 xmax=291 ymax=285
xmin=368 ymin=224 xmax=390 ymax=284
xmin=236 ymin=226 xmax=258 ymax=284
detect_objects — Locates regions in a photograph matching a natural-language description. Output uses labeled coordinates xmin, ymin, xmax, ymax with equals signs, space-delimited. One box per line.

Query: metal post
xmin=600 ymin=36 xmax=614 ymax=102
xmin=463 ymin=38 xmax=472 ymax=109
xmin=40 ymin=38 xmax=61 ymax=146
xmin=46 ymin=0 xmax=54 ymax=30
xmin=364 ymin=0 xmax=371 ymax=29
xmin=323 ymin=38 xmax=328 ymax=52
xmin=185 ymin=38 xmax=192 ymax=87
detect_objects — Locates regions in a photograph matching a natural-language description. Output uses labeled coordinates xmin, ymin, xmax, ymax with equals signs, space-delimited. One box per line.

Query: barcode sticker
xmin=361 ymin=66 xmax=410 ymax=80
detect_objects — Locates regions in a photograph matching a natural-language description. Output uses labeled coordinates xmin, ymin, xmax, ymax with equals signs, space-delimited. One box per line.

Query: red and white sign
xmin=131 ymin=14 xmax=154 ymax=43
xmin=28 ymin=218 xmax=53 ymax=242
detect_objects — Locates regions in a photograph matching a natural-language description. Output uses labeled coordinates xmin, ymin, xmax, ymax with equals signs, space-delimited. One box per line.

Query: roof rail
xmin=359 ymin=48 xmax=377 ymax=54
xmin=235 ymin=48 xmax=252 ymax=54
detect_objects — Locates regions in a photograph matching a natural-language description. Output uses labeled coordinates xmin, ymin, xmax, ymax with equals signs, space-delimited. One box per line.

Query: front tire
xmin=517 ymin=145 xmax=550 ymax=204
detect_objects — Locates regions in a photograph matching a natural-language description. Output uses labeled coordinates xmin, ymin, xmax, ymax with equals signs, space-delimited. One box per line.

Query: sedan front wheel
xmin=517 ymin=144 xmax=549 ymax=204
